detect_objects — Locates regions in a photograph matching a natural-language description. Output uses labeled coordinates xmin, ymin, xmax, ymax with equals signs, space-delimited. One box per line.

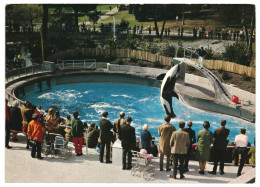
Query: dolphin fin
xmin=157 ymin=73 xmax=166 ymax=80
xmin=171 ymin=91 xmax=179 ymax=100
xmin=170 ymin=112 xmax=176 ymax=118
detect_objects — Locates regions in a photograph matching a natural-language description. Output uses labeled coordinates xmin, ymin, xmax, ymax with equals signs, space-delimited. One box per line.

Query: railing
xmin=5 ymin=91 xmax=24 ymax=108
xmin=5 ymin=62 xmax=55 ymax=83
xmin=56 ymin=59 xmax=97 ymax=70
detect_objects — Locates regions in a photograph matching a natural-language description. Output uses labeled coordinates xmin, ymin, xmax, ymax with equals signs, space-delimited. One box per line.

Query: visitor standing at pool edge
xmin=119 ymin=116 xmax=136 ymax=170
xmin=71 ymin=110 xmax=84 ymax=156
xmin=209 ymin=120 xmax=230 ymax=175
xmin=99 ymin=111 xmax=113 ymax=163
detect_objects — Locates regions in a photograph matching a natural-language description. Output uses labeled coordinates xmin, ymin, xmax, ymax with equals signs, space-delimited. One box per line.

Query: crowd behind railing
xmin=5 ymin=23 xmax=255 ymax=42
xmin=5 ymin=98 xmax=255 ymax=179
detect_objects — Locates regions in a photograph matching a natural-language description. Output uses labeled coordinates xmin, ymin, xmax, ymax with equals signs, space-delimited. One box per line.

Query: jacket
xmin=99 ymin=118 xmax=113 ymax=142
xmin=71 ymin=118 xmax=84 ymax=138
xmin=9 ymin=106 xmax=22 ymax=131
xmin=87 ymin=127 xmax=99 ymax=148
xmin=170 ymin=129 xmax=190 ymax=154
xmin=184 ymin=127 xmax=196 ymax=147
xmin=196 ymin=128 xmax=214 ymax=161
xmin=119 ymin=123 xmax=136 ymax=149
xmin=158 ymin=123 xmax=176 ymax=155
xmin=141 ymin=130 xmax=152 ymax=153
xmin=27 ymin=120 xmax=43 ymax=142
xmin=213 ymin=126 xmax=230 ymax=150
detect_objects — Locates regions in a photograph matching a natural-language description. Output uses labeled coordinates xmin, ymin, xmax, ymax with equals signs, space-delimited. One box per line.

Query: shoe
xmin=122 ymin=167 xmax=126 ymax=170
xmin=127 ymin=166 xmax=132 ymax=170
xmin=180 ymin=175 xmax=185 ymax=179
xmin=208 ymin=171 xmax=216 ymax=175
xmin=76 ymin=153 xmax=80 ymax=156
xmin=37 ymin=157 xmax=44 ymax=160
xmin=199 ymin=171 xmax=205 ymax=175
xmin=79 ymin=153 xmax=83 ymax=156
xmin=170 ymin=175 xmax=176 ymax=179
xmin=31 ymin=156 xmax=36 ymax=158
xmin=220 ymin=171 xmax=224 ymax=175
xmin=100 ymin=160 xmax=104 ymax=163
xmin=26 ymin=145 xmax=29 ymax=149
xmin=166 ymin=168 xmax=171 ymax=172
xmin=6 ymin=146 xmax=12 ymax=149
xmin=237 ymin=173 xmax=241 ymax=177
xmin=183 ymin=168 xmax=189 ymax=173
xmin=160 ymin=168 xmax=164 ymax=171
xmin=106 ymin=161 xmax=112 ymax=164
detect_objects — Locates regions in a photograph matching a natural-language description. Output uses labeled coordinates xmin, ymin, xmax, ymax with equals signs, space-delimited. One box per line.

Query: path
xmin=5 ymin=133 xmax=255 ymax=183
xmin=85 ymin=7 xmax=119 ymax=25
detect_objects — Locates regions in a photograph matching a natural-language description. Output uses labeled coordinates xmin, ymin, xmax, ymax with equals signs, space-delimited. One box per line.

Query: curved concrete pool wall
xmin=6 ymin=63 xmax=255 ymax=122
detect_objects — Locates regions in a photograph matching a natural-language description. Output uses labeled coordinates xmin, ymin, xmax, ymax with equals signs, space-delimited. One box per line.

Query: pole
xmin=40 ymin=28 xmax=44 ymax=63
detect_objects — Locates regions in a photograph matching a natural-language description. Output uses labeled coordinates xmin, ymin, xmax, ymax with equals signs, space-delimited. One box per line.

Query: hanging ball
xmin=232 ymin=95 xmax=239 ymax=104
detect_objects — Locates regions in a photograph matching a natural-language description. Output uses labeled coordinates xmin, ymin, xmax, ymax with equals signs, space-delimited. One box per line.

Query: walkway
xmin=5 ymin=134 xmax=255 ymax=183
xmin=85 ymin=7 xmax=119 ymax=25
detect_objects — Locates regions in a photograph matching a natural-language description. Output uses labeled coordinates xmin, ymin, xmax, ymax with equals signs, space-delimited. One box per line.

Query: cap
xmin=126 ymin=116 xmax=132 ymax=122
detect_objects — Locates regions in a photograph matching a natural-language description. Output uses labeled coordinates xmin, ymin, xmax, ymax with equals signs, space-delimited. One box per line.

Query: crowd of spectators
xmin=5 ymin=99 xmax=255 ymax=179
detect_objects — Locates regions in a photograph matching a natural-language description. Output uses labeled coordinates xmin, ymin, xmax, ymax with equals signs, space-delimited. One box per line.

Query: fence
xmin=47 ymin=48 xmax=255 ymax=78
xmin=56 ymin=59 xmax=97 ymax=70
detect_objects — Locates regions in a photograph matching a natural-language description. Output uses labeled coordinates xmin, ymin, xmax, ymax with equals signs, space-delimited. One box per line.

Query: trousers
xmin=212 ymin=148 xmax=226 ymax=172
xmin=31 ymin=141 xmax=42 ymax=158
xmin=99 ymin=141 xmax=111 ymax=162
xmin=173 ymin=154 xmax=185 ymax=176
xmin=122 ymin=147 xmax=132 ymax=169
xmin=73 ymin=137 xmax=83 ymax=154
xmin=159 ymin=152 xmax=171 ymax=170
xmin=234 ymin=147 xmax=248 ymax=175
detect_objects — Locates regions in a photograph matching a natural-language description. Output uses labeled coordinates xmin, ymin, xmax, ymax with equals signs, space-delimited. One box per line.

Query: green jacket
xmin=196 ymin=128 xmax=213 ymax=161
xmin=71 ymin=118 xmax=84 ymax=138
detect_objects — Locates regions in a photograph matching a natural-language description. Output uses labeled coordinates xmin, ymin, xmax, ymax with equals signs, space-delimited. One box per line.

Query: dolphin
xmin=157 ymin=64 xmax=180 ymax=118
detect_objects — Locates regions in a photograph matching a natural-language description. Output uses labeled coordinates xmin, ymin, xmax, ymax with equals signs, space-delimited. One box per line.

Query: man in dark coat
xmin=98 ymin=111 xmax=113 ymax=163
xmin=183 ymin=121 xmax=196 ymax=172
xmin=119 ymin=116 xmax=136 ymax=170
xmin=87 ymin=122 xmax=99 ymax=148
xmin=209 ymin=120 xmax=230 ymax=175
xmin=9 ymin=100 xmax=23 ymax=141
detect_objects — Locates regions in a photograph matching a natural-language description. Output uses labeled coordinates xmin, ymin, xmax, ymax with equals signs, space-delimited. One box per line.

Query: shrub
xmin=204 ymin=48 xmax=214 ymax=60
xmin=119 ymin=18 xmax=129 ymax=30
xmin=129 ymin=56 xmax=137 ymax=63
xmin=153 ymin=61 xmax=162 ymax=68
xmin=217 ymin=69 xmax=224 ymax=74
xmin=117 ymin=57 xmax=123 ymax=65
xmin=177 ymin=48 xmax=184 ymax=57
xmin=222 ymin=72 xmax=231 ymax=80
xmin=242 ymin=73 xmax=251 ymax=81
xmin=222 ymin=42 xmax=250 ymax=66
xmin=157 ymin=44 xmax=176 ymax=57
xmin=137 ymin=60 xmax=146 ymax=67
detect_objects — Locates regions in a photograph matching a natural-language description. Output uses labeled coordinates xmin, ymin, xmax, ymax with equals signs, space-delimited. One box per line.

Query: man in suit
xmin=183 ymin=121 xmax=196 ymax=172
xmin=209 ymin=120 xmax=230 ymax=175
xmin=170 ymin=121 xmax=190 ymax=179
xmin=113 ymin=111 xmax=126 ymax=137
xmin=119 ymin=116 xmax=136 ymax=170
xmin=98 ymin=111 xmax=113 ymax=163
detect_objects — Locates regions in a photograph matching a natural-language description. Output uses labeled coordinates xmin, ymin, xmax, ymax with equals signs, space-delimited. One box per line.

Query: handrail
xmin=56 ymin=59 xmax=97 ymax=70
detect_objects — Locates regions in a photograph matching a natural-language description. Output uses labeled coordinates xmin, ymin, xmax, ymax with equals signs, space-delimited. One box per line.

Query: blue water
xmin=19 ymin=82 xmax=255 ymax=144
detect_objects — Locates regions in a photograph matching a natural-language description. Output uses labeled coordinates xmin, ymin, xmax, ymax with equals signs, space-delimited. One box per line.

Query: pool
xmin=19 ymin=82 xmax=255 ymax=144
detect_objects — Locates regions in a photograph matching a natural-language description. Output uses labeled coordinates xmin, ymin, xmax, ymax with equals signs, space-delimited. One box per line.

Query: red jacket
xmin=27 ymin=120 xmax=43 ymax=142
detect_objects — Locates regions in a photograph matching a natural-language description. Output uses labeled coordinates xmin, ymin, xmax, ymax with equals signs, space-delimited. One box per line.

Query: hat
xmin=126 ymin=116 xmax=132 ymax=122
xmin=32 ymin=113 xmax=39 ymax=120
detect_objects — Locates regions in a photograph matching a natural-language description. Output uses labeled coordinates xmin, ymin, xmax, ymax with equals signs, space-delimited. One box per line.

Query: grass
xmin=96 ymin=4 xmax=117 ymax=11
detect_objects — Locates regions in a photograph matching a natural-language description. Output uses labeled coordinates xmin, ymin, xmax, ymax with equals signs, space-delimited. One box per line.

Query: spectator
xmin=148 ymin=25 xmax=151 ymax=35
xmin=198 ymin=47 xmax=206 ymax=67
xmin=178 ymin=27 xmax=180 ymax=36
xmin=196 ymin=121 xmax=213 ymax=175
xmin=27 ymin=113 xmax=43 ymax=160
xmin=234 ymin=128 xmax=248 ymax=176
xmin=45 ymin=108 xmax=59 ymax=133
xmin=140 ymin=24 xmax=143 ymax=34
xmin=23 ymin=101 xmax=34 ymax=149
xmin=119 ymin=116 xmax=136 ymax=170
xmin=64 ymin=123 xmax=72 ymax=141
xmin=209 ymin=120 xmax=230 ymax=175
xmin=167 ymin=28 xmax=170 ymax=37
xmin=141 ymin=124 xmax=152 ymax=154
xmin=9 ymin=100 xmax=23 ymax=141
xmin=5 ymin=99 xmax=11 ymax=149
xmin=71 ymin=110 xmax=84 ymax=156
xmin=113 ymin=111 xmax=126 ymax=137
xmin=248 ymin=139 xmax=255 ymax=166
xmin=158 ymin=115 xmax=176 ymax=171
xmin=193 ymin=27 xmax=197 ymax=38
xmin=87 ymin=122 xmax=99 ymax=148
xmin=151 ymin=137 xmax=158 ymax=157
xmin=169 ymin=121 xmax=190 ymax=179
xmin=183 ymin=121 xmax=196 ymax=172
xmin=98 ymin=111 xmax=113 ymax=163
xmin=66 ymin=115 xmax=71 ymax=124
xmin=32 ymin=105 xmax=41 ymax=121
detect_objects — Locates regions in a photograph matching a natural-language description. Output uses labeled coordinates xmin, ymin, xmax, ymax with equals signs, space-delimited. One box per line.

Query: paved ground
xmin=5 ymin=133 xmax=254 ymax=183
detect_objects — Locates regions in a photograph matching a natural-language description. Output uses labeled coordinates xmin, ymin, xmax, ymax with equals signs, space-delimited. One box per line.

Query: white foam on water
xmin=89 ymin=102 xmax=124 ymax=111
xmin=145 ymin=118 xmax=164 ymax=124
xmin=111 ymin=94 xmax=132 ymax=98
xmin=138 ymin=98 xmax=149 ymax=102
xmin=84 ymin=91 xmax=90 ymax=94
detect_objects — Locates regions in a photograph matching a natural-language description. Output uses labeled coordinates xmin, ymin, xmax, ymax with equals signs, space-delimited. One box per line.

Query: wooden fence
xmin=47 ymin=48 xmax=255 ymax=78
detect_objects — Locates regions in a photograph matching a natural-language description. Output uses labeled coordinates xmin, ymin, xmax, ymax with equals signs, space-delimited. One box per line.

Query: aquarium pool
xmin=19 ymin=82 xmax=255 ymax=144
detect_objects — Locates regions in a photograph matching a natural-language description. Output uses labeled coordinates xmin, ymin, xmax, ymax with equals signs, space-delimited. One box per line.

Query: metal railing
xmin=5 ymin=62 xmax=55 ymax=83
xmin=56 ymin=59 xmax=97 ymax=70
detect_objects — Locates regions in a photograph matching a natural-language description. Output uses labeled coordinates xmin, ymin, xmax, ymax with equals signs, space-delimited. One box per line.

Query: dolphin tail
xmin=163 ymin=103 xmax=177 ymax=118
xmin=169 ymin=112 xmax=176 ymax=118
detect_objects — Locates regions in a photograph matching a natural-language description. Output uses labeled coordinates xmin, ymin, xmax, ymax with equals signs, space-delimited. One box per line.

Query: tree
xmin=88 ymin=10 xmax=100 ymax=27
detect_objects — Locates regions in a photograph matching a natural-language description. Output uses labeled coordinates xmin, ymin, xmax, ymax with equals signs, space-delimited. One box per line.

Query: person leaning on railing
xmin=45 ymin=108 xmax=59 ymax=133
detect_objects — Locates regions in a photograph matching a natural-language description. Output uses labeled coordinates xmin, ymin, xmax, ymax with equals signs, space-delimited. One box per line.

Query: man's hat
xmin=126 ymin=116 xmax=132 ymax=122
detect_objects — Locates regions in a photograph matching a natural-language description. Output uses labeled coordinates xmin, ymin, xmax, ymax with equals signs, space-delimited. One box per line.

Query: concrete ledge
xmin=228 ymin=167 xmax=255 ymax=183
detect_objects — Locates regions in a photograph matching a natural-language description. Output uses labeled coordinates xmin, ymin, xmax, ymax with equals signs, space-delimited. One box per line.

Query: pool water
xmin=19 ymin=82 xmax=255 ymax=144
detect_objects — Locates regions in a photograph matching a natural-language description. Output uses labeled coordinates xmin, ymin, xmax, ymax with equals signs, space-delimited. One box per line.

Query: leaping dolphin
xmin=157 ymin=63 xmax=181 ymax=118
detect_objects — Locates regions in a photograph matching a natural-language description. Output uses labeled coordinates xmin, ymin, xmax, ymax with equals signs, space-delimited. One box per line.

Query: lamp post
xmin=40 ymin=27 xmax=44 ymax=63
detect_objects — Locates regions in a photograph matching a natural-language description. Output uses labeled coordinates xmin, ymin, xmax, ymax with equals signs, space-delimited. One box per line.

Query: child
xmin=27 ymin=113 xmax=44 ymax=160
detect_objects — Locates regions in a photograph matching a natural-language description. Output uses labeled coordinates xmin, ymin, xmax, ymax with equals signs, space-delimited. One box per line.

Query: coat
xmin=99 ymin=118 xmax=113 ymax=143
xmin=213 ymin=127 xmax=230 ymax=150
xmin=196 ymin=128 xmax=213 ymax=161
xmin=158 ymin=123 xmax=176 ymax=155
xmin=87 ymin=127 xmax=99 ymax=148
xmin=27 ymin=120 xmax=43 ymax=142
xmin=141 ymin=130 xmax=152 ymax=153
xmin=170 ymin=129 xmax=190 ymax=154
xmin=119 ymin=123 xmax=136 ymax=149
xmin=9 ymin=106 xmax=22 ymax=131
xmin=71 ymin=118 xmax=84 ymax=138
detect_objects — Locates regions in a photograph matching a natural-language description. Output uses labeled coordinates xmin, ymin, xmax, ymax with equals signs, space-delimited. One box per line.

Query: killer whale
xmin=157 ymin=63 xmax=181 ymax=118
